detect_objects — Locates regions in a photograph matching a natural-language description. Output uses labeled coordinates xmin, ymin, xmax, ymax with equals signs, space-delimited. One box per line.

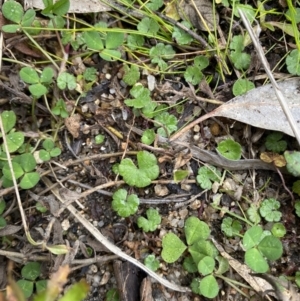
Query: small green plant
xmin=57 ymin=72 xmax=77 ymax=91
xmin=137 ymin=208 xmax=161 ymax=232
xmin=284 ymin=150 xmax=300 ymax=176
xmin=154 ymin=112 xmax=178 ymax=137
xmin=259 ymin=198 xmax=282 ymax=222
xmin=111 ymin=189 xmax=139 ymax=217
xmin=242 ymin=225 xmax=283 ymax=273
xmin=17 ymin=262 xmax=47 ymax=298
xmin=19 ymin=67 xmax=54 ymax=98
xmin=0 ymin=200 xmax=7 ymax=229
xmin=221 ymin=217 xmax=243 ymax=237
xmin=265 ymin=132 xmax=287 ymax=153
xmin=184 ymin=56 xmax=209 ymax=85
xmin=51 ymin=99 xmax=69 ymax=118
xmin=105 ymin=288 xmax=120 ymax=301
xmin=216 ymin=139 xmax=242 ymax=160
xmin=229 ymin=35 xmax=251 ymax=70
xmin=118 ymin=150 xmax=159 ymax=188
xmin=161 ymin=216 xmax=227 ymax=298
xmin=149 ymin=43 xmax=176 ymax=71
xmin=271 ymin=223 xmax=286 ymax=238
xmin=141 ymin=129 xmax=155 ymax=145
xmin=144 ymin=254 xmax=160 ymax=271
xmin=172 ymin=21 xmax=193 ymax=45
xmin=124 ymin=85 xmax=152 ymax=109
xmin=39 ymin=139 xmax=62 ymax=162
xmin=196 ymin=165 xmax=221 ymax=190
xmin=94 ymin=134 xmax=105 ymax=144
xmin=123 ymin=65 xmax=140 ymax=86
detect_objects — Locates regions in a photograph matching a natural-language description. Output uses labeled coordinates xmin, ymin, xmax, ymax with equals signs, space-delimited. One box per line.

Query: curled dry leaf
xmin=260 ymin=152 xmax=286 ymax=167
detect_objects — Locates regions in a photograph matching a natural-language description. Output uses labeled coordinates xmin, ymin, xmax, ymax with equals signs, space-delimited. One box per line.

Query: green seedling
xmin=259 ymin=198 xmax=282 ymax=222
xmin=144 ymin=254 xmax=160 ymax=271
xmin=184 ymin=56 xmax=209 ymax=85
xmin=82 ymin=67 xmax=97 ymax=82
xmin=173 ymin=169 xmax=189 ymax=182
xmin=123 ymin=65 xmax=140 ymax=86
xmin=232 ymin=79 xmax=254 ymax=96
xmin=141 ymin=129 xmax=155 ymax=145
xmin=161 ymin=216 xmax=226 ymax=298
xmin=172 ymin=21 xmax=193 ymax=45
xmin=229 ymin=35 xmax=251 ymax=70
xmin=1 ymin=1 xmax=41 ymax=34
xmin=265 ymin=132 xmax=287 ymax=153
xmin=284 ymin=150 xmax=300 ymax=176
xmin=221 ymin=217 xmax=243 ymax=237
xmin=216 ymin=139 xmax=242 ymax=161
xmin=149 ymin=43 xmax=175 ymax=71
xmin=118 ymin=151 xmax=159 ymax=188
xmin=246 ymin=204 xmax=261 ymax=224
xmin=242 ymin=225 xmax=283 ymax=273
xmin=94 ymin=134 xmax=105 ymax=144
xmin=0 ymin=200 xmax=7 ymax=229
xmin=126 ymin=34 xmax=145 ymax=50
xmin=17 ymin=262 xmax=47 ymax=298
xmin=124 ymin=85 xmax=152 ymax=109
xmin=154 ymin=112 xmax=178 ymax=137
xmin=105 ymin=288 xmax=120 ymax=301
xmin=39 ymin=139 xmax=61 ymax=162
xmin=111 ymin=189 xmax=139 ymax=217
xmin=83 ymin=25 xmax=124 ymax=61
xmin=137 ymin=17 xmax=160 ymax=35
xmin=196 ymin=165 xmax=221 ymax=190
xmin=19 ymin=67 xmax=54 ymax=98
xmin=57 ymin=72 xmax=77 ymax=90
xmin=271 ymin=223 xmax=286 ymax=238
xmin=137 ymin=208 xmax=161 ymax=232
xmin=51 ymin=99 xmax=69 ymax=118
xmin=292 ymin=180 xmax=300 ymax=196
xmin=41 ymin=0 xmax=70 ymax=16
xmin=145 ymin=0 xmax=164 ymax=10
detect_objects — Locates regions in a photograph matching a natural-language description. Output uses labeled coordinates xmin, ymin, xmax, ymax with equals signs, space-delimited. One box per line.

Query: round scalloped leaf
xmin=258 ymin=235 xmax=283 ymax=261
xmin=161 ymin=233 xmax=187 ymax=263
xmin=245 ymin=248 xmax=269 ymax=273
xmin=284 ymin=151 xmax=300 ymax=176
xmin=199 ymin=275 xmax=219 ymax=298
xmin=184 ymin=216 xmax=210 ymax=245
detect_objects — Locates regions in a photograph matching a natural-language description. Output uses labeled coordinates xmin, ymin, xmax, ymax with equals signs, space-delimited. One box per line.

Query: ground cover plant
xmin=1 ymin=0 xmax=300 ymax=300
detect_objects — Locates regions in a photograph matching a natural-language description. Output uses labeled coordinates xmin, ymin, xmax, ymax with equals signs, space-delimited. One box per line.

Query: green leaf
xmin=17 ymin=279 xmax=34 ymax=298
xmin=285 ymin=7 xmax=300 ymax=23
xmin=5 ymin=131 xmax=24 ymax=152
xmin=22 ymin=262 xmax=41 ymax=281
xmin=145 ymin=0 xmax=163 ymax=10
xmin=184 ymin=216 xmax=210 ymax=245
xmin=242 ymin=225 xmax=263 ymax=250
xmin=265 ymin=132 xmax=287 ymax=153
xmin=161 ymin=233 xmax=187 ymax=263
xmin=2 ymin=1 xmax=24 ymax=23
xmin=247 ymin=204 xmax=261 ymax=224
xmin=57 ymin=72 xmax=76 ymax=90
xmin=127 ymin=34 xmax=144 ymax=50
xmin=105 ymin=288 xmax=119 ymax=301
xmin=284 ymin=150 xmax=300 ymax=176
xmin=21 ymin=9 xmax=36 ymax=26
xmin=100 ymin=49 xmax=122 ymax=61
xmin=111 ymin=189 xmax=139 ymax=217
xmin=221 ymin=217 xmax=242 ymax=237
xmin=59 ymin=280 xmax=89 ymax=301
xmin=232 ymin=79 xmax=255 ymax=96
xmin=1 ymin=111 xmax=16 ymax=134
xmin=295 ymin=200 xmax=300 ymax=217
xmin=105 ymin=32 xmax=124 ymax=49
xmin=51 ymin=0 xmax=70 ymax=16
xmin=190 ymin=278 xmax=201 ymax=294
xmin=194 ymin=56 xmax=209 ymax=69
xmin=42 ymin=139 xmax=54 ymax=151
xmin=196 ymin=165 xmax=221 ymax=190
xmin=215 ymin=256 xmax=229 ymax=275
xmin=199 ymin=275 xmax=219 ymax=298
xmin=123 ymin=65 xmax=140 ymax=86
xmin=154 ymin=112 xmax=178 ymax=137
xmin=40 ymin=67 xmax=54 ymax=84
xmin=184 ymin=66 xmax=204 ymax=85
xmin=46 ymin=244 xmax=69 ymax=255
xmin=198 ymin=256 xmax=215 ymax=275
xmin=259 ymin=198 xmax=282 ymax=222
xmin=17 ymin=153 xmax=36 ymax=172
xmin=172 ymin=22 xmax=193 ymax=45
xmin=83 ymin=67 xmax=97 ymax=82
xmin=137 ymin=17 xmax=159 ymax=35
xmin=149 ymin=43 xmax=175 ymax=61
xmin=244 ymin=248 xmax=269 ymax=273
xmin=230 ymin=35 xmax=251 ymax=70
xmin=19 ymin=172 xmax=40 ymax=189
xmin=94 ymin=134 xmax=105 ymax=144
xmin=29 ymin=84 xmax=48 ymax=98
xmin=271 ymin=223 xmax=286 ymax=238
xmin=188 ymin=240 xmax=218 ymax=265
xmin=183 ymin=256 xmax=198 ymax=273
xmin=258 ymin=235 xmax=283 ymax=260
xmin=124 ymin=85 xmax=151 ymax=108
xmin=144 ymin=254 xmax=160 ymax=271
xmin=20 ymin=67 xmax=40 ymax=84
xmin=82 ymin=31 xmax=104 ymax=50
xmin=3 ymin=161 xmax=24 ymax=181
xmin=51 ymin=99 xmax=69 ymax=118
xmin=36 ymin=201 xmax=47 ymax=213
xmin=173 ymin=170 xmax=189 ymax=182
xmin=36 ymin=280 xmax=47 ymax=293
xmin=217 ymin=139 xmax=242 ymax=160
xmin=0 ymin=217 xmax=7 ymax=229
xmin=286 ymin=49 xmax=300 ymax=75
xmin=39 ymin=150 xmax=51 ymax=161
xmin=137 ymin=208 xmax=161 ymax=232
xmin=1 ymin=24 xmax=21 ymax=33
xmin=141 ymin=129 xmax=155 ymax=145
xmin=118 ymin=151 xmax=159 ymax=187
